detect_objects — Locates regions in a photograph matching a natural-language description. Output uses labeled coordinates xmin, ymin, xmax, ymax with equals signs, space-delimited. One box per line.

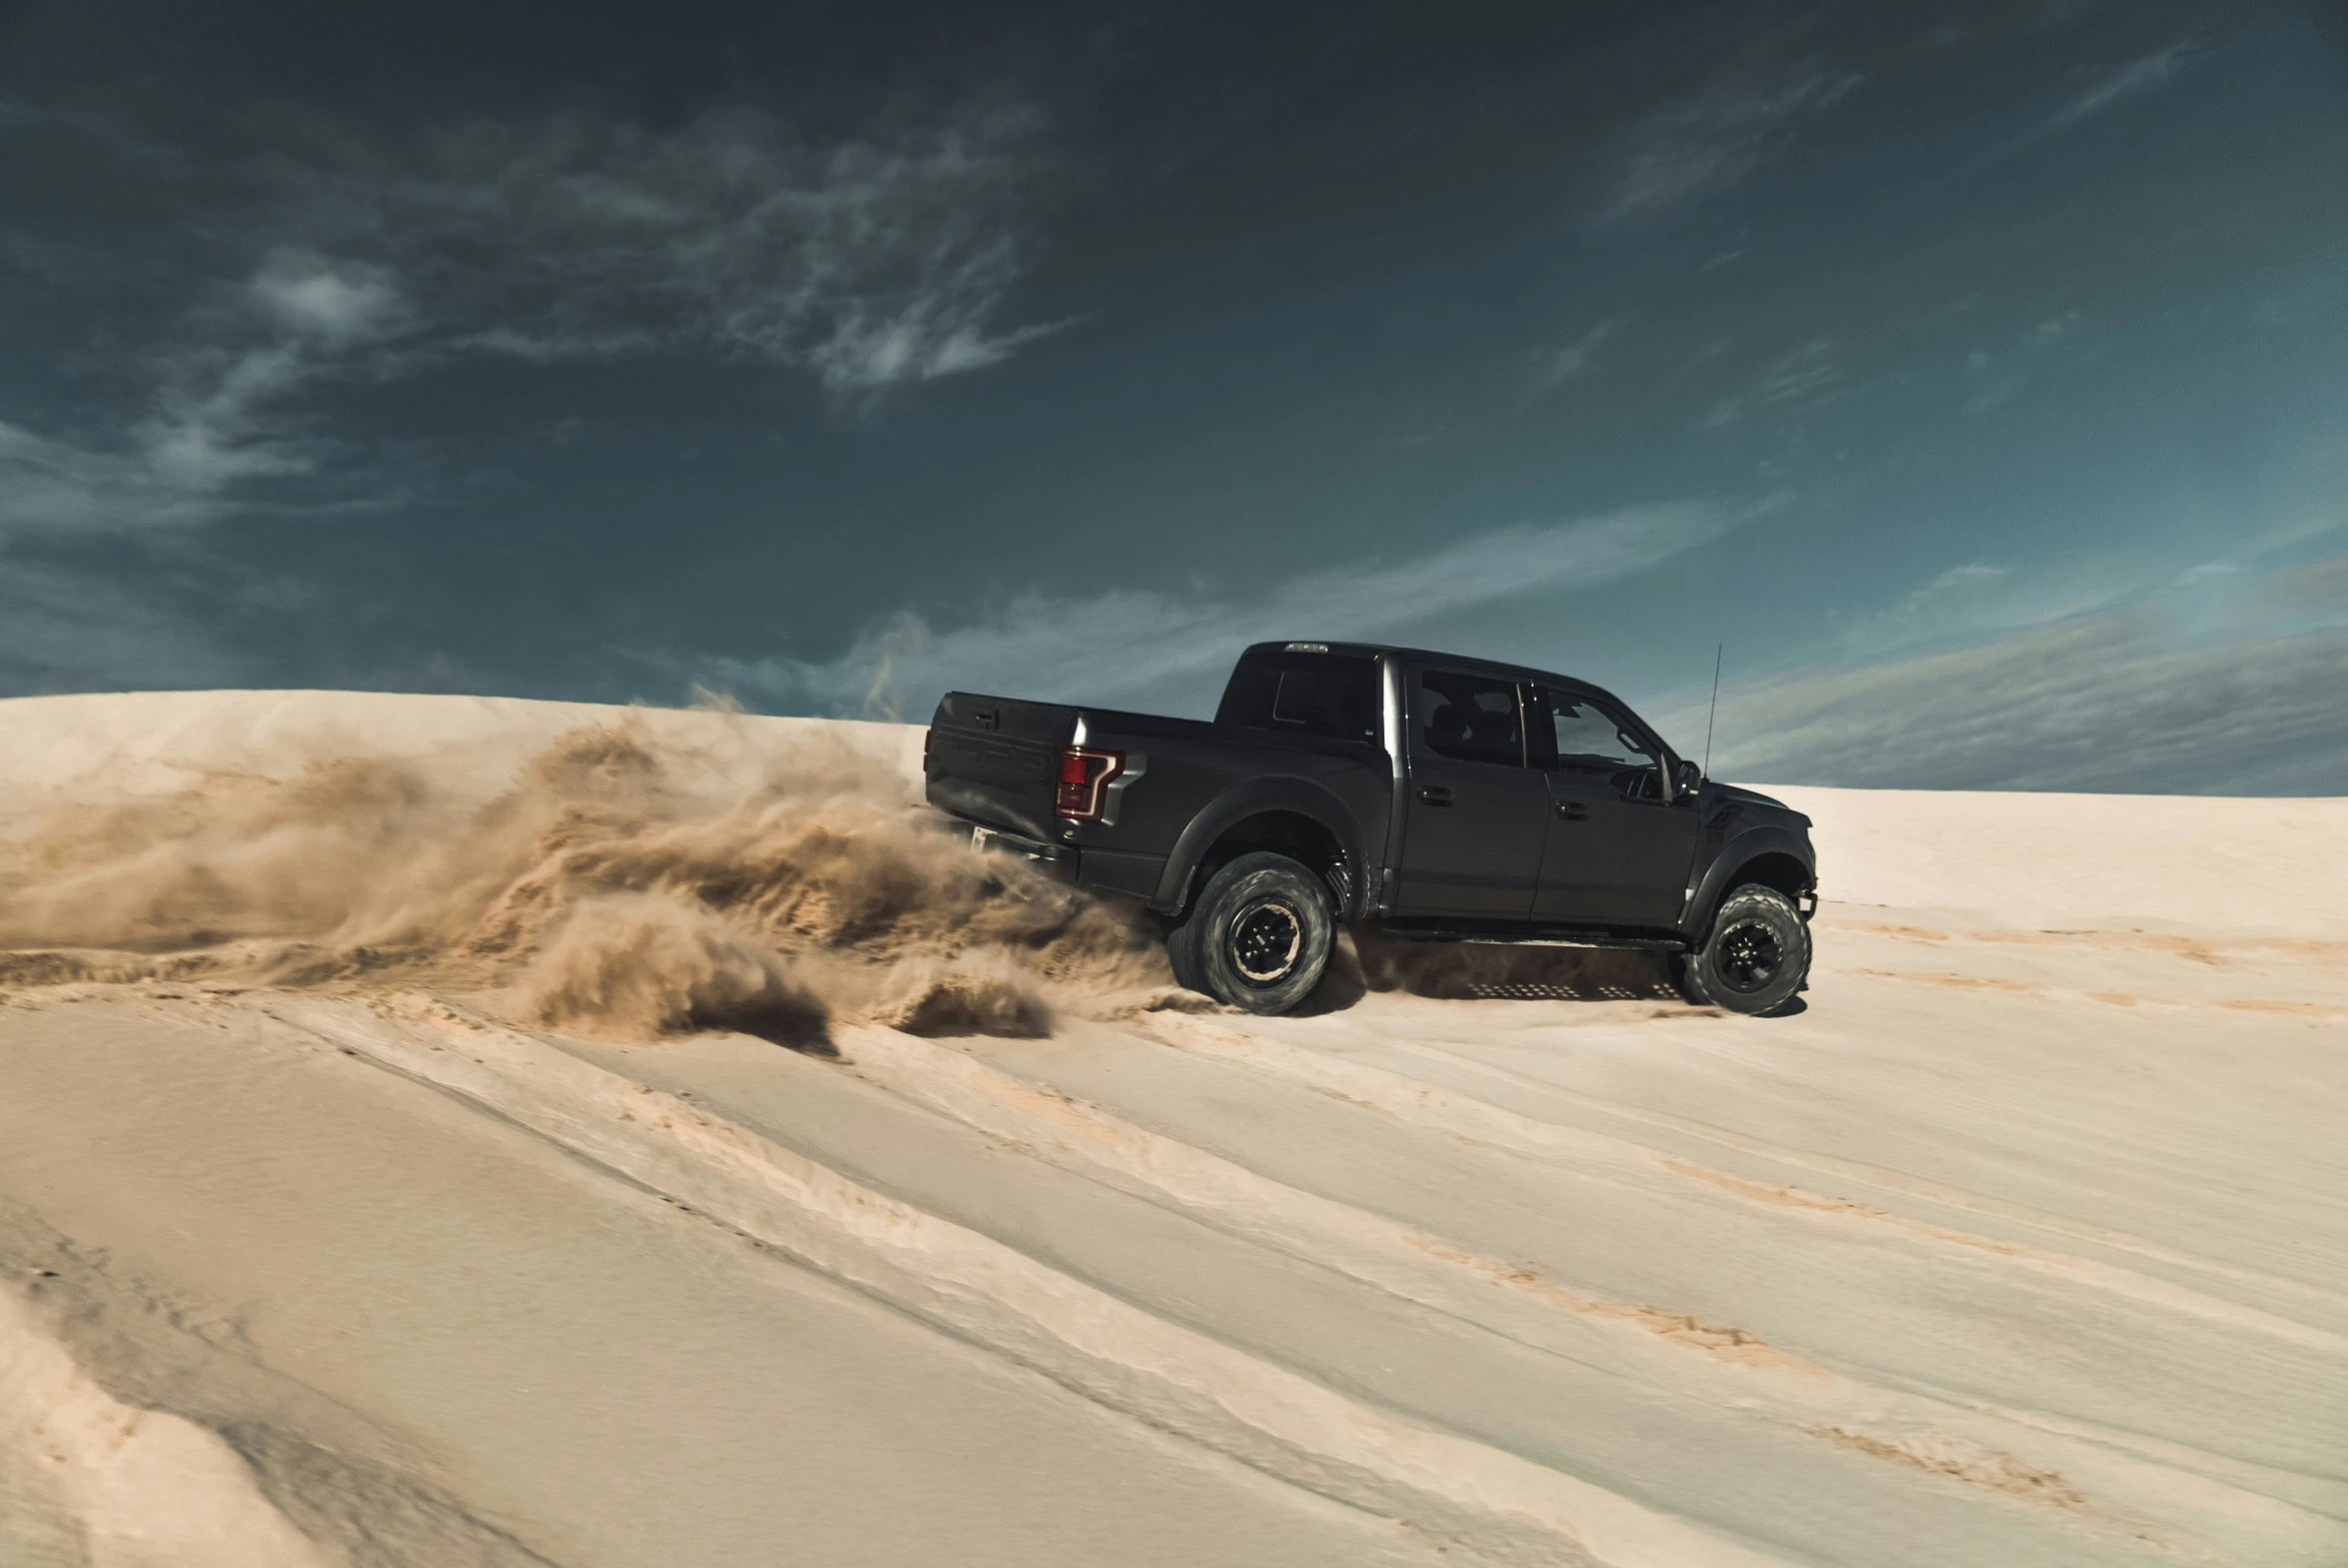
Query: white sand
xmin=0 ymin=691 xmax=2341 ymax=1567
xmin=1761 ymin=783 xmax=2348 ymax=937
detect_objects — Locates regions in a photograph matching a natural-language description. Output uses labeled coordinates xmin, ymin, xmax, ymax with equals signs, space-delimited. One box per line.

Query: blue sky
xmin=2 ymin=0 xmax=2344 ymax=791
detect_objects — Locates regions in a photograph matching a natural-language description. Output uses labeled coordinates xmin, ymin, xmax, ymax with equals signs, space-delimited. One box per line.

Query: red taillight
xmin=1055 ymin=747 xmax=1124 ymax=820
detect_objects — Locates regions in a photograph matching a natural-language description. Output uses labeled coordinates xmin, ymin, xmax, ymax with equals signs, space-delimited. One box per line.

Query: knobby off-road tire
xmin=1676 ymin=883 xmax=1810 ymax=1015
xmin=1166 ymin=851 xmax=1336 ymax=1015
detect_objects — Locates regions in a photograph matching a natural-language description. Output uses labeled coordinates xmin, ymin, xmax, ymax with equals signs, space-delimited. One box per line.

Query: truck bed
xmin=924 ymin=689 xmax=1393 ymax=915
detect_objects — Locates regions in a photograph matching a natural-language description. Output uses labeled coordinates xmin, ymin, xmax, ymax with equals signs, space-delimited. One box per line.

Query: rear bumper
xmin=964 ymin=823 xmax=1079 ymax=882
xmin=952 ymin=821 xmax=1166 ymax=904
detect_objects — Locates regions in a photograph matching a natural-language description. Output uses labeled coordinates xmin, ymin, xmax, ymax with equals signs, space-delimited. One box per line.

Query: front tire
xmin=1165 ymin=852 xmax=1335 ymax=1015
xmin=1676 ymin=884 xmax=1809 ymax=1015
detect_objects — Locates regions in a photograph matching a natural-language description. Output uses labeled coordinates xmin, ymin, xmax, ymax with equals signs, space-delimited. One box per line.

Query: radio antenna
xmin=1701 ymin=643 xmax=1723 ymax=779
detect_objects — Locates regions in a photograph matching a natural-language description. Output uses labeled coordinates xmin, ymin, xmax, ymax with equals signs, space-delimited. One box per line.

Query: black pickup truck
xmin=924 ymin=641 xmax=1816 ymax=1015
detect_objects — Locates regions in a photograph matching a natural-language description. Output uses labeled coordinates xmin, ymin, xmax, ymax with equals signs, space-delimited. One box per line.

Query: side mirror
xmin=1672 ymin=758 xmax=1702 ymax=800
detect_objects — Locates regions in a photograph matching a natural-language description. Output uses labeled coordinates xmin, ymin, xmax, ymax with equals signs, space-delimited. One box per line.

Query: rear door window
xmin=1414 ymin=670 xmax=1524 ymax=767
xmin=1216 ymin=651 xmax=1379 ymax=743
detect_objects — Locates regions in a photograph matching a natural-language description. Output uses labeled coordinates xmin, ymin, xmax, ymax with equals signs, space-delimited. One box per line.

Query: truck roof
xmin=1236 ymin=640 xmax=1630 ymax=706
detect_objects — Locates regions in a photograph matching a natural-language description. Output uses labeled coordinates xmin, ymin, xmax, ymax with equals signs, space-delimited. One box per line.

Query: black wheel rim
xmin=1229 ymin=901 xmax=1302 ymax=984
xmin=1714 ymin=919 xmax=1783 ymax=994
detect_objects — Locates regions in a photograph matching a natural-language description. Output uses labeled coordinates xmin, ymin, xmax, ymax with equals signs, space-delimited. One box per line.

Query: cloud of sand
xmin=0 ymin=716 xmax=1169 ymax=1043
xmin=516 ymin=892 xmax=833 ymax=1046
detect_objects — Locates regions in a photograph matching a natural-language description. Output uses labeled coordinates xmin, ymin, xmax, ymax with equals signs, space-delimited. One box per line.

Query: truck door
xmin=1528 ymin=685 xmax=1698 ymax=928
xmin=1393 ymin=667 xmax=1549 ymax=916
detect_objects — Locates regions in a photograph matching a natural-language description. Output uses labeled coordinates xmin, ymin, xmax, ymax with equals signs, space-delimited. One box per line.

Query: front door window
xmin=1544 ymin=692 xmax=1662 ymax=798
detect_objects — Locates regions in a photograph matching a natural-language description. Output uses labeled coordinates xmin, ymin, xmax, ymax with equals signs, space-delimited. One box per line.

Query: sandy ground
xmin=0 ymin=691 xmax=2341 ymax=1568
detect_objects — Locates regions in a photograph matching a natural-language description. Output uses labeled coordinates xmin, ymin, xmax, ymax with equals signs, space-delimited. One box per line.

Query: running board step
xmin=1378 ymin=924 xmax=1686 ymax=953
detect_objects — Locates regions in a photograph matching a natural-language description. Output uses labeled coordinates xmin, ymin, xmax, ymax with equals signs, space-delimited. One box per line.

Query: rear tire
xmin=1165 ymin=852 xmax=1335 ymax=1015
xmin=1676 ymin=884 xmax=1809 ymax=1015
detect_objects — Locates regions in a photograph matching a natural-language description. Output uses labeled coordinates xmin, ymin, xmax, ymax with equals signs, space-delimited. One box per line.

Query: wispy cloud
xmin=0 ymin=250 xmax=413 ymax=535
xmin=2038 ymin=40 xmax=2198 ymax=136
xmin=1597 ymin=74 xmax=1862 ymax=224
xmin=678 ymin=498 xmax=1779 ymax=721
xmin=0 ymin=553 xmax=258 ymax=694
xmin=315 ymin=105 xmax=1058 ymax=384
xmin=1831 ymin=555 xmax=2142 ymax=658
xmin=1955 ymin=310 xmax=2088 ymax=415
xmin=0 ymin=421 xmax=223 ymax=534
xmin=247 ymin=251 xmax=407 ymax=350
xmin=1523 ymin=318 xmax=1627 ymax=399
xmin=808 ymin=240 xmax=1073 ymax=393
xmin=1702 ymin=336 xmax=1840 ymax=427
xmin=0 ymin=101 xmax=1057 ymax=536
xmin=1679 ymin=552 xmax=2348 ymax=794
xmin=1976 ymin=38 xmax=2204 ymax=165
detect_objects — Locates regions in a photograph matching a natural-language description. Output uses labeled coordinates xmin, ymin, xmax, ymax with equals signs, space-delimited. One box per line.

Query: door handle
xmin=1417 ymin=785 xmax=1454 ymax=805
xmin=1555 ymin=800 xmax=1589 ymax=821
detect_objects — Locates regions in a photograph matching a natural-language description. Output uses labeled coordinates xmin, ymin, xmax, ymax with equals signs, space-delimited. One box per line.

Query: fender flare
xmin=1151 ymin=776 xmax=1370 ymax=918
xmin=1680 ymin=824 xmax=1816 ymax=938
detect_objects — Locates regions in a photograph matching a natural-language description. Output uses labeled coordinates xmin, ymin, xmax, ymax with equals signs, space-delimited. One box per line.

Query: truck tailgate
xmin=925 ymin=692 xmax=1077 ymax=841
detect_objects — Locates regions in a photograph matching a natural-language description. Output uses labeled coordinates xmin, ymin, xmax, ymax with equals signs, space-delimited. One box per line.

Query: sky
xmin=2 ymin=0 xmax=2344 ymax=792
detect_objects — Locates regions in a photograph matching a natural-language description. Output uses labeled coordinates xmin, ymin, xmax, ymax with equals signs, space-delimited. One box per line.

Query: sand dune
xmin=0 ymin=692 xmax=2341 ymax=1567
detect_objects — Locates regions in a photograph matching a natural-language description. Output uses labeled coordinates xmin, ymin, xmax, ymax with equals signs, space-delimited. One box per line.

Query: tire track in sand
xmin=1139 ymin=1013 xmax=2348 ymax=1360
xmin=824 ymin=1022 xmax=2326 ymax=1556
xmin=1384 ymin=1034 xmax=2348 ymax=1325
xmin=260 ymin=991 xmax=1793 ymax=1568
